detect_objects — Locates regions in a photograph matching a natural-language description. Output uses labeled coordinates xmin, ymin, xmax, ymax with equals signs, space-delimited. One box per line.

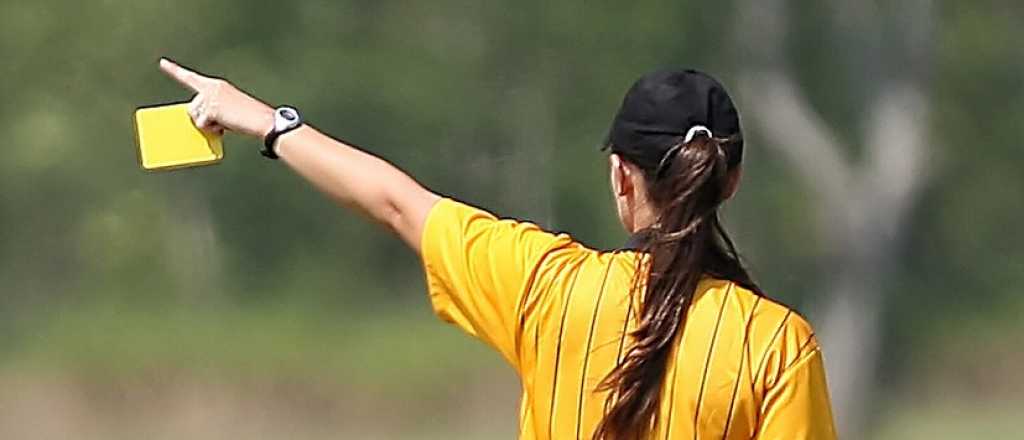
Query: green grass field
xmin=0 ymin=299 xmax=519 ymax=439
xmin=1 ymin=299 xmax=1019 ymax=439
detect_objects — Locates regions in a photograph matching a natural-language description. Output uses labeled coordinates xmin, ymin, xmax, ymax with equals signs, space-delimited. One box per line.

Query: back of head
xmin=595 ymin=70 xmax=760 ymax=439
xmin=605 ymin=69 xmax=745 ymax=173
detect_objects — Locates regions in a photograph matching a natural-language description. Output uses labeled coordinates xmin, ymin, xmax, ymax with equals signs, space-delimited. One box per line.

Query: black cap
xmin=605 ymin=69 xmax=743 ymax=172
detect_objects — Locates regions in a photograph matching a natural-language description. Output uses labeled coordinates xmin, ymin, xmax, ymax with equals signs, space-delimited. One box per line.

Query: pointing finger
xmin=159 ymin=58 xmax=210 ymax=92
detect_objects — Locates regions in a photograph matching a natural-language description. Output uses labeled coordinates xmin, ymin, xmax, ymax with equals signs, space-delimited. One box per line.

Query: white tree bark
xmin=165 ymin=179 xmax=224 ymax=301
xmin=733 ymin=1 xmax=933 ymax=437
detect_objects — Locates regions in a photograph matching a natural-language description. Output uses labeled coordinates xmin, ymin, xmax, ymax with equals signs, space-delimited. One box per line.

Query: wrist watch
xmin=261 ymin=106 xmax=303 ymax=159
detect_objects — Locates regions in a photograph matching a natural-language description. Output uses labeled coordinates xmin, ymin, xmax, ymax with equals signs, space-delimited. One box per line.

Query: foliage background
xmin=1 ymin=0 xmax=1021 ymax=438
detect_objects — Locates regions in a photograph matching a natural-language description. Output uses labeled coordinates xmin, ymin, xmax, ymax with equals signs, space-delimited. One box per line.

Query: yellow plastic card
xmin=134 ymin=103 xmax=223 ymax=170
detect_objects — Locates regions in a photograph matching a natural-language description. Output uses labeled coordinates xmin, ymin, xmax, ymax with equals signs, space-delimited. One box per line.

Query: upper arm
xmin=418 ymin=199 xmax=573 ymax=367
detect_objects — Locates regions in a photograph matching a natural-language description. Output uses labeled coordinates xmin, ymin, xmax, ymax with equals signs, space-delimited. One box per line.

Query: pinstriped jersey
xmin=420 ymin=198 xmax=837 ymax=439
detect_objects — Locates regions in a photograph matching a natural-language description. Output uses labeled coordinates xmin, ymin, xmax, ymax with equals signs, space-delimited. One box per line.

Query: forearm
xmin=275 ymin=125 xmax=440 ymax=251
xmin=155 ymin=59 xmax=440 ymax=250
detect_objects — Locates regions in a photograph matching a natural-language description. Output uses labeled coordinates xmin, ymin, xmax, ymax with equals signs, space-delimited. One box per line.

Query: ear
xmin=609 ymin=154 xmax=631 ymax=196
xmin=723 ymin=165 xmax=743 ymax=200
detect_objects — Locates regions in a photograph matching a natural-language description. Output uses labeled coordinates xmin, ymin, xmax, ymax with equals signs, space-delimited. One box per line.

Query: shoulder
xmin=737 ymin=287 xmax=819 ymax=389
xmin=424 ymin=198 xmax=585 ymax=255
xmin=695 ymin=281 xmax=819 ymax=389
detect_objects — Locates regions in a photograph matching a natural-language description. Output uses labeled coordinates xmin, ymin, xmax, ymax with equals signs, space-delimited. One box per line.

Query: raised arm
xmin=158 ymin=58 xmax=440 ymax=251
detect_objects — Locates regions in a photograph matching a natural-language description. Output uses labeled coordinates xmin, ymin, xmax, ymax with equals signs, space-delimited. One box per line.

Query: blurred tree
xmin=733 ymin=0 xmax=935 ymax=437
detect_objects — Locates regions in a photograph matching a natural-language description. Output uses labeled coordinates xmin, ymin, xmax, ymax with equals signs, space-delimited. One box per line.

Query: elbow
xmin=379 ymin=189 xmax=439 ymax=251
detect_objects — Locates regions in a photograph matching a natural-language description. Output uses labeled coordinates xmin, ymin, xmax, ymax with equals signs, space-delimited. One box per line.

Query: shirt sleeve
xmin=755 ymin=345 xmax=838 ymax=440
xmin=419 ymin=198 xmax=572 ymax=368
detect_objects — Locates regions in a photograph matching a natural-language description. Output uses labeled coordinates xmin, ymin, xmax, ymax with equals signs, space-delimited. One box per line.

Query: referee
xmin=159 ymin=59 xmax=837 ymax=439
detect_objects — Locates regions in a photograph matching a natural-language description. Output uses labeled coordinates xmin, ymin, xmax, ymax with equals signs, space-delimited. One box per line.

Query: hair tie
xmin=684 ymin=125 xmax=713 ymax=144
xmin=655 ymin=125 xmax=717 ymax=175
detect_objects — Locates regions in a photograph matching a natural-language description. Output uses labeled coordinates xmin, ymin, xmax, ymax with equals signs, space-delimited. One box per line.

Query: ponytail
xmin=594 ymin=133 xmax=760 ymax=439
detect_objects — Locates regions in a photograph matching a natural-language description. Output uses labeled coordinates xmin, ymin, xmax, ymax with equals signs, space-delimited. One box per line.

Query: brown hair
xmin=594 ymin=133 xmax=761 ymax=439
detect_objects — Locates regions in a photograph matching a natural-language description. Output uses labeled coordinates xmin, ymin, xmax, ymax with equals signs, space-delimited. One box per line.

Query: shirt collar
xmin=621 ymin=230 xmax=653 ymax=251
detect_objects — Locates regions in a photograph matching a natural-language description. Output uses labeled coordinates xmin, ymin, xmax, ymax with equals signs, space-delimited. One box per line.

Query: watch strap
xmin=261 ymin=129 xmax=288 ymax=159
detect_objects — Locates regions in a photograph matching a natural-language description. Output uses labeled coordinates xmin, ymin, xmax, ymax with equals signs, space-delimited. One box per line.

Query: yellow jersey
xmin=420 ymin=198 xmax=837 ymax=439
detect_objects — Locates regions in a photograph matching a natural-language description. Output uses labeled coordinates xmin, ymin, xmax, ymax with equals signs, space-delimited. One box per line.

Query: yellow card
xmin=134 ymin=103 xmax=223 ymax=170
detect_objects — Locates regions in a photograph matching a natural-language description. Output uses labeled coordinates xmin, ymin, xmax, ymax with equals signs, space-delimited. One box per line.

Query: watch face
xmin=275 ymin=107 xmax=301 ymax=132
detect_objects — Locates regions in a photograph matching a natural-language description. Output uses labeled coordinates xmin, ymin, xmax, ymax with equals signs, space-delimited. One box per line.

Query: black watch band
xmin=261 ymin=106 xmax=303 ymax=159
xmin=261 ymin=129 xmax=294 ymax=159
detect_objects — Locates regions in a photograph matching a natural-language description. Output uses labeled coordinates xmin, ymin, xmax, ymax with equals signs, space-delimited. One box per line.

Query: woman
xmin=158 ymin=59 xmax=837 ymax=439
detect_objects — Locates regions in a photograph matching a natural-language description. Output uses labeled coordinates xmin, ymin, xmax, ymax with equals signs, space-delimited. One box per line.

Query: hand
xmin=159 ymin=58 xmax=275 ymax=138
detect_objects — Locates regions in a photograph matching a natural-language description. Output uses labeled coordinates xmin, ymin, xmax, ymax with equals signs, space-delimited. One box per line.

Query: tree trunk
xmin=733 ymin=1 xmax=933 ymax=437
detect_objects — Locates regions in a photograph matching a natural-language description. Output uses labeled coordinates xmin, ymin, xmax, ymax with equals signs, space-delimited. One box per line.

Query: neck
xmin=629 ymin=202 xmax=658 ymax=234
